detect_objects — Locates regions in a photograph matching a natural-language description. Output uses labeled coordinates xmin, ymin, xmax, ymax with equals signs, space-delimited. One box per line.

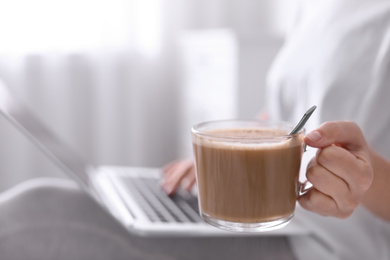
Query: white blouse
xmin=266 ymin=0 xmax=390 ymax=259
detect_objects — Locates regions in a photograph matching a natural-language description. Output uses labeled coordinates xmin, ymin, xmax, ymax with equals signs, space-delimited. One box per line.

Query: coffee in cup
xmin=192 ymin=120 xmax=305 ymax=232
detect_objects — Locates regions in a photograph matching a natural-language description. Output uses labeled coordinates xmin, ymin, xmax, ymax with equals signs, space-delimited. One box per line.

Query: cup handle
xmin=297 ymin=143 xmax=314 ymax=197
xmin=298 ymin=181 xmax=313 ymax=196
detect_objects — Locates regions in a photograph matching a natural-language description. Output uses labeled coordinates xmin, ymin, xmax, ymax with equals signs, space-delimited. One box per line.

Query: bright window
xmin=0 ymin=0 xmax=162 ymax=55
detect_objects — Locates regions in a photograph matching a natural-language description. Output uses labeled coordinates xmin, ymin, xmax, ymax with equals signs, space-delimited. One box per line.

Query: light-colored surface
xmin=0 ymin=177 xmax=296 ymax=260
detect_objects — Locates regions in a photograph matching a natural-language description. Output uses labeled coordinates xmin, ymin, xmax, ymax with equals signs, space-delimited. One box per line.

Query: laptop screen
xmin=0 ymin=82 xmax=95 ymax=189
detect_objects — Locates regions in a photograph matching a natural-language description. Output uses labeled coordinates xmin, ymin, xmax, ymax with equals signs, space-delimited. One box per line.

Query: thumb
xmin=304 ymin=121 xmax=367 ymax=151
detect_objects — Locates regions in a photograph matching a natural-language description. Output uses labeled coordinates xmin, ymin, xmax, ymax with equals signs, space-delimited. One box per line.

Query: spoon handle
xmin=289 ymin=105 xmax=317 ymax=135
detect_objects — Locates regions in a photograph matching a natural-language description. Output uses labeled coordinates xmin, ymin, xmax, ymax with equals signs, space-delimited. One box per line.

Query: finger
xmin=162 ymin=160 xmax=181 ymax=175
xmin=163 ymin=159 xmax=192 ymax=177
xmin=306 ymin=157 xmax=358 ymax=211
xmin=183 ymin=167 xmax=196 ymax=192
xmin=298 ymin=188 xmax=352 ymax=218
xmin=163 ymin=166 xmax=190 ymax=194
xmin=162 ymin=160 xmax=194 ymax=195
xmin=304 ymin=121 xmax=367 ymax=152
xmin=316 ymin=145 xmax=372 ymax=193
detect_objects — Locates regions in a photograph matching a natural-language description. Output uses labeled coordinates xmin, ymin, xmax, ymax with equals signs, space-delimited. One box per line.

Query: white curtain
xmin=0 ymin=0 xmax=290 ymax=191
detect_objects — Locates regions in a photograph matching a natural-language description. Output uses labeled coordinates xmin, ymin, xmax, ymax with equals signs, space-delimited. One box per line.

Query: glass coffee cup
xmin=191 ymin=120 xmax=305 ymax=232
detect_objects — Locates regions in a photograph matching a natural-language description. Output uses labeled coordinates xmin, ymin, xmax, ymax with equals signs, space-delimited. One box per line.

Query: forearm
xmin=361 ymin=149 xmax=390 ymax=221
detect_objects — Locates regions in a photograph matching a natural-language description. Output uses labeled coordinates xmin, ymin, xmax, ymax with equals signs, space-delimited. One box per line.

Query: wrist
xmin=362 ymin=149 xmax=390 ymax=221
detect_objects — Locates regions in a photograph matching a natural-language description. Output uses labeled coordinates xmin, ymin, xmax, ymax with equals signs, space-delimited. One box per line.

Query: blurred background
xmin=0 ymin=0 xmax=298 ymax=192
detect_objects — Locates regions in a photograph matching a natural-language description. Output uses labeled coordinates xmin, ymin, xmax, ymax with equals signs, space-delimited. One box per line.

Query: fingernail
xmin=306 ymin=130 xmax=322 ymax=142
xmin=162 ymin=183 xmax=172 ymax=195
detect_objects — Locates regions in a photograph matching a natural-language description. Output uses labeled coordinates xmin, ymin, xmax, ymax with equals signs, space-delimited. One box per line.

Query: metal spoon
xmin=289 ymin=105 xmax=317 ymax=135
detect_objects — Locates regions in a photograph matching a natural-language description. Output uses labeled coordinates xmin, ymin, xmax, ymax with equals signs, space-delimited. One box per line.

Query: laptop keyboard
xmin=123 ymin=176 xmax=202 ymax=223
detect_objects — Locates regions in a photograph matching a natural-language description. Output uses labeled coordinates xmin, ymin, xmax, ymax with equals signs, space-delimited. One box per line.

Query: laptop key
xmin=169 ymin=191 xmax=202 ymax=222
xmin=141 ymin=178 xmax=193 ymax=223
xmin=123 ymin=178 xmax=171 ymax=222
xmin=135 ymin=177 xmax=202 ymax=223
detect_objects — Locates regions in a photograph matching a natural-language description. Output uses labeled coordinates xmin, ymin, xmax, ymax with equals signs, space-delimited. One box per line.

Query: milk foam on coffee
xmin=193 ymin=127 xmax=304 ymax=223
xmin=196 ymin=128 xmax=295 ymax=149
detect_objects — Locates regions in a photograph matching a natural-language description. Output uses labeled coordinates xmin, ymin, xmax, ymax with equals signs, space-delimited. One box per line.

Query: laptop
xmin=0 ymin=83 xmax=309 ymax=237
